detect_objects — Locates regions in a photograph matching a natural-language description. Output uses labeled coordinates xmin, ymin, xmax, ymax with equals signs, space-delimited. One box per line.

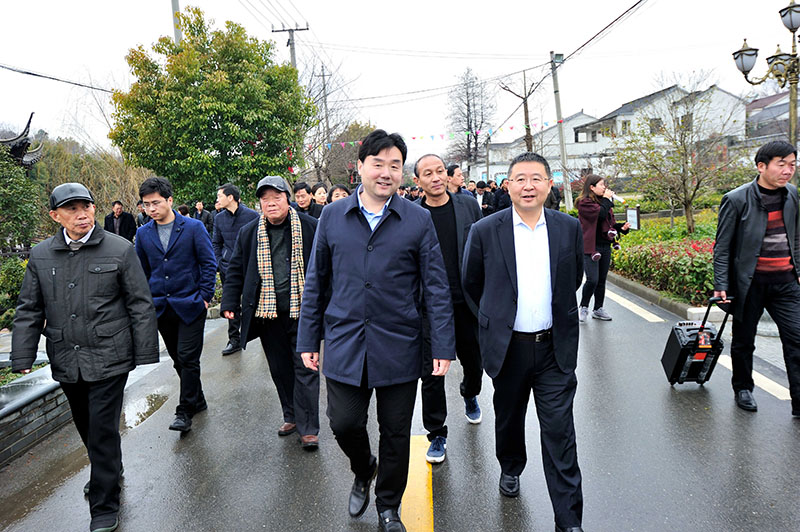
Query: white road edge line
xmin=717 ymin=354 xmax=791 ymax=401
xmin=605 ymin=289 xmax=665 ymax=323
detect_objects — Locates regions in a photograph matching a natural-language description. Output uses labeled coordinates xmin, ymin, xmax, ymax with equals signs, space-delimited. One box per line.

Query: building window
xmin=649 ymin=118 xmax=664 ymax=134
xmin=621 ymin=120 xmax=631 ymax=135
xmin=574 ymin=130 xmax=580 ymax=143
xmin=591 ymin=130 xmax=597 ymax=142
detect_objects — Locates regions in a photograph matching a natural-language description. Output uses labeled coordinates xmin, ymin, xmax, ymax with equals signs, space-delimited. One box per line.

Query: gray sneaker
xmin=592 ymin=307 xmax=612 ymax=321
xmin=578 ymin=306 xmax=589 ymax=323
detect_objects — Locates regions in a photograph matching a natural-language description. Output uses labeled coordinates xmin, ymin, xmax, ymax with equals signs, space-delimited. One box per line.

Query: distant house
xmin=746 ymin=90 xmax=800 ymax=141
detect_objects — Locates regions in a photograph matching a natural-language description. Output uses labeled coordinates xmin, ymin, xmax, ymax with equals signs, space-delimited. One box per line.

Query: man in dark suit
xmin=473 ymin=180 xmax=495 ymax=217
xmin=135 ymin=177 xmax=217 ymax=433
xmin=193 ymin=200 xmax=214 ymax=234
xmin=297 ymin=130 xmax=455 ymax=532
xmin=103 ymin=201 xmax=137 ymax=242
xmin=413 ymin=154 xmax=484 ymax=464
xmin=462 ymin=152 xmax=584 ymax=532
xmin=221 ymin=176 xmax=320 ymax=449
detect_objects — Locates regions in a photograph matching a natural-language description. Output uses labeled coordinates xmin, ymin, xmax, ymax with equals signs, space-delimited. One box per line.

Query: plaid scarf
xmin=255 ymin=208 xmax=305 ymax=319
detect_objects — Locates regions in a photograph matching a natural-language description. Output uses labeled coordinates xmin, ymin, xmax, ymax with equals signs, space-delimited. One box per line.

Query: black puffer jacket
xmin=11 ymin=226 xmax=160 ymax=382
xmin=212 ymin=204 xmax=259 ymax=274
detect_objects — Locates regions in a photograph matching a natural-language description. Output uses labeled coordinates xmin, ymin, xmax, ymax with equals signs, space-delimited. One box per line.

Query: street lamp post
xmin=733 ymin=0 xmax=800 ymax=150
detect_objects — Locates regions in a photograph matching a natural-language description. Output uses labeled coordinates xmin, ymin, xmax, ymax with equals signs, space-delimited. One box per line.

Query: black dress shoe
xmin=499 ymin=472 xmax=520 ymax=497
xmin=221 ymin=342 xmax=241 ymax=356
xmin=90 ymin=515 xmax=119 ymax=532
xmin=378 ymin=508 xmax=406 ymax=532
xmin=555 ymin=526 xmax=584 ymax=532
xmin=169 ymin=414 xmax=192 ymax=432
xmin=349 ymin=456 xmax=378 ymax=517
xmin=735 ymin=390 xmax=758 ymax=412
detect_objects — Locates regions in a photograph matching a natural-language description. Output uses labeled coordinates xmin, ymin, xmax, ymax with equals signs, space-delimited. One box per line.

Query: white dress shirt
xmin=512 ymin=206 xmax=552 ymax=332
xmin=63 ymin=224 xmax=95 ymax=246
xmin=475 ymin=192 xmax=484 ymax=209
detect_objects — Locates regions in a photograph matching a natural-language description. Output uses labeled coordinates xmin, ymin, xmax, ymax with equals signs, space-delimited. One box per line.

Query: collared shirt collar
xmin=63 ymin=223 xmax=96 ymax=246
xmin=357 ymin=184 xmax=393 ymax=231
xmin=512 ymin=206 xmax=546 ymax=231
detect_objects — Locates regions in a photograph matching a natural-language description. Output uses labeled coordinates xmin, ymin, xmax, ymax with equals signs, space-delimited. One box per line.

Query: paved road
xmin=1 ymin=282 xmax=799 ymax=532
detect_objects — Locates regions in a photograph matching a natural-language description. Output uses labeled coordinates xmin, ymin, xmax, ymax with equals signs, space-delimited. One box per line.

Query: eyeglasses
xmin=142 ymin=200 xmax=165 ymax=209
xmin=510 ymin=176 xmax=550 ymax=186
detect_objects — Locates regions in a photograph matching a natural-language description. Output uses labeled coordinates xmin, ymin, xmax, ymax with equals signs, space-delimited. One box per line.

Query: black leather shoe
xmin=378 ymin=508 xmax=406 ymax=532
xmin=555 ymin=526 xmax=584 ymax=532
xmin=735 ymin=390 xmax=758 ymax=412
xmin=348 ymin=456 xmax=378 ymax=517
xmin=499 ymin=472 xmax=520 ymax=497
xmin=221 ymin=342 xmax=241 ymax=356
xmin=169 ymin=414 xmax=192 ymax=432
xmin=90 ymin=516 xmax=119 ymax=532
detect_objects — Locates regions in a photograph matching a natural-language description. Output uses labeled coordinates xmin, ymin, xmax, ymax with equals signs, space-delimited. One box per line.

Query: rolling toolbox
xmin=661 ymin=297 xmax=732 ymax=385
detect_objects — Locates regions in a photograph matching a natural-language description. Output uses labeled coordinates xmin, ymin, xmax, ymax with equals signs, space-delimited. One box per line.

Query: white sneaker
xmin=578 ymin=306 xmax=589 ymax=323
xmin=592 ymin=307 xmax=612 ymax=321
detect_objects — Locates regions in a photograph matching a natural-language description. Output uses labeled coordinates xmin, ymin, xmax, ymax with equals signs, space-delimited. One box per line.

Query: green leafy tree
xmin=0 ymin=146 xmax=41 ymax=247
xmin=110 ymin=6 xmax=315 ymax=202
xmin=326 ymin=121 xmax=375 ymax=184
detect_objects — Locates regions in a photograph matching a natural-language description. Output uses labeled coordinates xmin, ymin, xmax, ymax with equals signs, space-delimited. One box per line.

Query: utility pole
xmin=550 ymin=51 xmax=573 ymax=212
xmin=485 ymin=135 xmax=491 ymax=183
xmin=272 ymin=24 xmax=309 ymax=69
xmin=171 ymin=0 xmax=182 ymax=44
xmin=320 ymin=65 xmax=331 ymax=143
xmin=499 ymin=71 xmax=533 ymax=151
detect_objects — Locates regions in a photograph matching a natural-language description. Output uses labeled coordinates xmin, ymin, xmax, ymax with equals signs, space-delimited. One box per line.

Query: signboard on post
xmin=627 ymin=205 xmax=641 ymax=230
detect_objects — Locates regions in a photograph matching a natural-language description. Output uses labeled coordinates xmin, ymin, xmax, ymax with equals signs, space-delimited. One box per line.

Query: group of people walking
xmin=9 ymin=129 xmax=800 ymax=532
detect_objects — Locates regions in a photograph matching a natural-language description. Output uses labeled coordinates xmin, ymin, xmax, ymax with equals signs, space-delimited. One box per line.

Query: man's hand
xmin=223 ymin=310 xmax=235 ymax=319
xmin=713 ymin=290 xmax=730 ymax=304
xmin=204 ymin=300 xmax=209 ymax=309
xmin=19 ymin=368 xmax=31 ymax=375
xmin=431 ymin=359 xmax=451 ymax=376
xmin=302 ymin=352 xmax=320 ymax=371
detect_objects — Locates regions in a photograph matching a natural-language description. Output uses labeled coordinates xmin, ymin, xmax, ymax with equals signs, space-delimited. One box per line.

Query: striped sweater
xmin=754 ymin=185 xmax=796 ymax=283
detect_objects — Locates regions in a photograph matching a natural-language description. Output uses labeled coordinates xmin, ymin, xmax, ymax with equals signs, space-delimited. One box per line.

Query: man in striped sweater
xmin=713 ymin=140 xmax=800 ymax=417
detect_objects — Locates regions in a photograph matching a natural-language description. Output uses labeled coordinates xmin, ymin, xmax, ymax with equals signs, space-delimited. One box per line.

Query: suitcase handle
xmin=696 ymin=296 xmax=733 ymax=347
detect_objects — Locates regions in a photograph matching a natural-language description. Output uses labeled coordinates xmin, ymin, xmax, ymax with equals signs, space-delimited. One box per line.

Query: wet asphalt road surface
xmin=1 ymin=282 xmax=799 ymax=532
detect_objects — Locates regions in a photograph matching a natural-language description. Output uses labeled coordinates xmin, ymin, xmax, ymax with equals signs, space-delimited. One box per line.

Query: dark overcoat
xmin=296 ymin=192 xmax=456 ymax=388
xmin=220 ymin=211 xmax=317 ymax=347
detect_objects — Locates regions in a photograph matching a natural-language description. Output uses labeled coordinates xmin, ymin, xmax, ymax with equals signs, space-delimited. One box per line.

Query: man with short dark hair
xmin=298 ymin=130 xmax=455 ymax=532
xmin=221 ymin=176 xmax=320 ymax=449
xmin=136 ymin=200 xmax=150 ymax=227
xmin=474 ymin=180 xmax=495 ymax=217
xmin=495 ymin=178 xmax=511 ymax=210
xmin=714 ymin=140 xmax=800 ymax=416
xmin=292 ymin=181 xmax=324 ymax=218
xmin=413 ymin=154 xmax=484 ymax=464
xmin=467 ymin=180 xmax=476 ymax=193
xmin=136 ymin=177 xmax=217 ymax=433
xmin=446 ymin=164 xmax=471 ymax=196
xmin=193 ymin=200 xmax=214 ymax=234
xmin=463 ymin=152 xmax=585 ymax=531
xmin=13 ymin=183 xmax=159 ymax=532
xmin=213 ymin=182 xmax=259 ymax=355
xmin=409 ymin=186 xmax=421 ymax=200
xmin=103 ymin=201 xmax=136 ymax=242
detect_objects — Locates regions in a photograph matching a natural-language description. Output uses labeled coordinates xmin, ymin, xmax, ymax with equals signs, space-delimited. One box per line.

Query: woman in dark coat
xmin=575 ymin=174 xmax=629 ymax=322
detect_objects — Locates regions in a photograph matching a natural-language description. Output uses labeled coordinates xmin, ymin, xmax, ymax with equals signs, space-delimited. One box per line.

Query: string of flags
xmin=307 ymin=120 xmax=564 ymax=151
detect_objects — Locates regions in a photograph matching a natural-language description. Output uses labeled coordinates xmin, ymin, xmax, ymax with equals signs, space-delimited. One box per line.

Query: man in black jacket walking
xmin=221 ymin=176 xmax=320 ymax=448
xmin=213 ymin=183 xmax=259 ymax=355
xmin=103 ymin=201 xmax=137 ymax=242
xmin=12 ymin=183 xmax=159 ymax=532
xmin=714 ymin=140 xmax=800 ymax=416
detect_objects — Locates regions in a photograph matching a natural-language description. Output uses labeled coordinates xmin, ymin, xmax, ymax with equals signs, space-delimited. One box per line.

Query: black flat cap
xmin=50 ymin=183 xmax=94 ymax=210
xmin=256 ymin=176 xmax=290 ymax=197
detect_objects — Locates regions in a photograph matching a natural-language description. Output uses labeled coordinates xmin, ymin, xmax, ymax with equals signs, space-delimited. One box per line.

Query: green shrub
xmin=613 ymin=239 xmax=714 ymax=305
xmin=0 ymin=257 xmax=27 ymax=329
xmin=624 ymin=211 xmax=717 ymax=247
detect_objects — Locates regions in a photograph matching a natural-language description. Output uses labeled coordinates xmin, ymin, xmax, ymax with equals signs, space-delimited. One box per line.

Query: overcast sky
xmin=0 ymin=0 xmax=791 ymax=167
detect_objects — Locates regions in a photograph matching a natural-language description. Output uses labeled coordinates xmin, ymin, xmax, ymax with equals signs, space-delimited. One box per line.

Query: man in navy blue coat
xmin=462 ymin=152 xmax=584 ymax=532
xmin=136 ymin=177 xmax=217 ymax=433
xmin=297 ymin=130 xmax=456 ymax=532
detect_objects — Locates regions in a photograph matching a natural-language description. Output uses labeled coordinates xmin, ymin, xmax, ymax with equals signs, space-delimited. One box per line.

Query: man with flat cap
xmin=221 ymin=176 xmax=320 ymax=448
xmin=12 ymin=183 xmax=159 ymax=532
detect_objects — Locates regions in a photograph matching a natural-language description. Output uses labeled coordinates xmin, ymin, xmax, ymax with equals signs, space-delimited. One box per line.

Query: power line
xmin=0 ymin=62 xmax=113 ymax=93
xmin=297 ymin=41 xmax=547 ymax=61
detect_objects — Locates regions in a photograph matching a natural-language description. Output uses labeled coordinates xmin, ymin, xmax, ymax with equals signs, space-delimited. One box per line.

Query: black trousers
xmin=158 ymin=305 xmax=207 ymax=416
xmin=421 ymin=301 xmax=484 ymax=440
xmin=493 ymin=333 xmax=583 ymax=528
xmin=326 ymin=377 xmax=417 ymax=512
xmin=254 ymin=314 xmax=320 ymax=435
xmin=220 ymin=270 xmax=241 ymax=344
xmin=61 ymin=372 xmax=128 ymax=521
xmin=580 ymin=243 xmax=611 ymax=310
xmin=731 ymin=280 xmax=800 ymax=412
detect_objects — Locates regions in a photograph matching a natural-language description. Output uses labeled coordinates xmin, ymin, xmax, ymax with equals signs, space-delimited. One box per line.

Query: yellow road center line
xmin=401 ymin=435 xmax=434 ymax=532
xmin=605 ymin=289 xmax=665 ymax=323
xmin=717 ymin=355 xmax=791 ymax=401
